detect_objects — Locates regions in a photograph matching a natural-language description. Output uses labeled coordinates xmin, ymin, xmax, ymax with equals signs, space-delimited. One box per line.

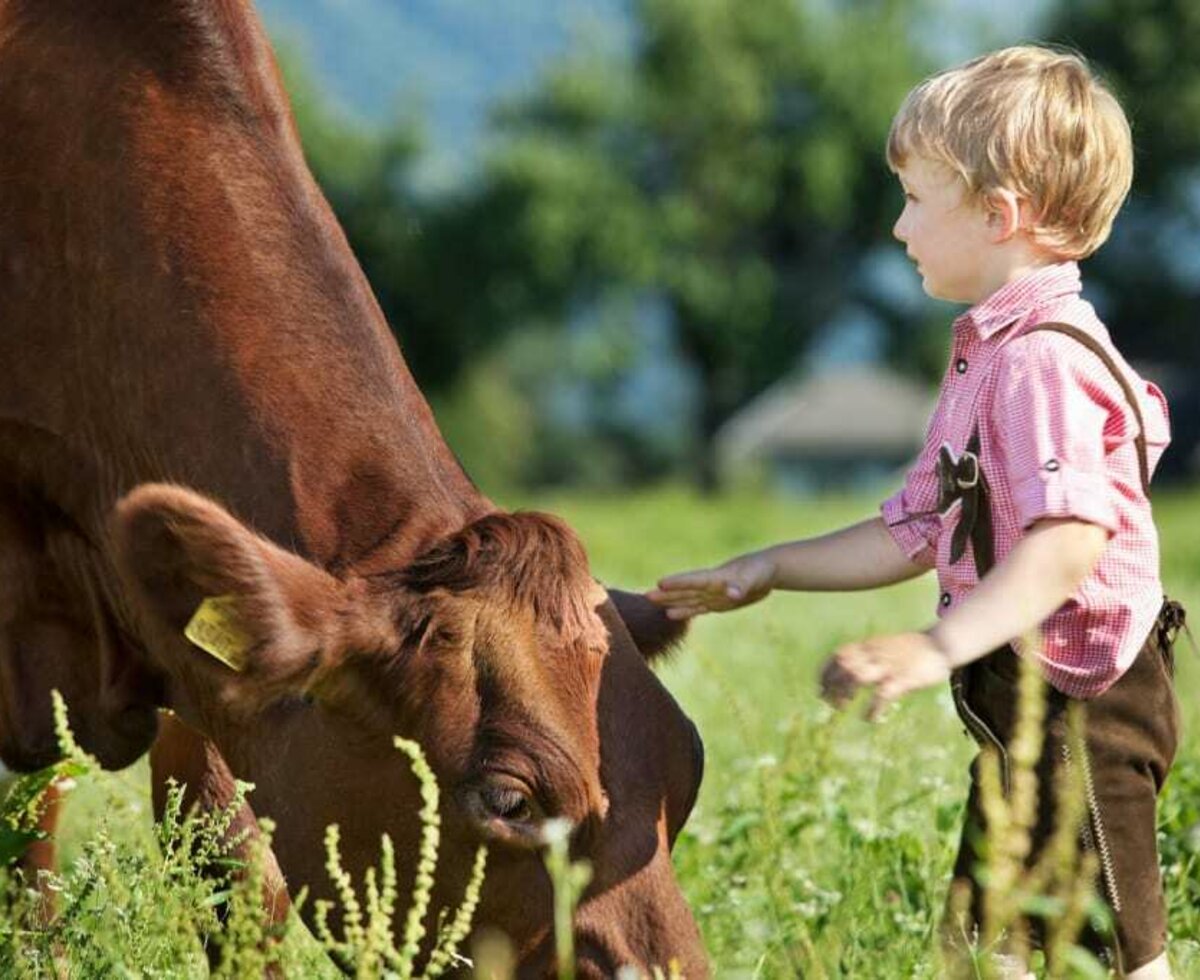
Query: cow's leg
xmin=16 ymin=775 xmax=73 ymax=925
xmin=150 ymin=711 xmax=290 ymax=968
xmin=21 ymin=775 xmax=67 ymax=874
xmin=0 ymin=761 xmax=72 ymax=925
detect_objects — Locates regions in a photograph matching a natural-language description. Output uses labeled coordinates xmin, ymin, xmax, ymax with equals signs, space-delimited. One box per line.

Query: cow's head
xmin=111 ymin=483 xmax=707 ymax=977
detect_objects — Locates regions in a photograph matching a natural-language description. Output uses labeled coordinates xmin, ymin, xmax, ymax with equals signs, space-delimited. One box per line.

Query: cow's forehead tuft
xmin=394 ymin=511 xmax=607 ymax=647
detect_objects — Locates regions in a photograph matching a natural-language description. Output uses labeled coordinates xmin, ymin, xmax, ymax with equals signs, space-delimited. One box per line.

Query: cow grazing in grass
xmin=0 ymin=2 xmax=708 ymax=975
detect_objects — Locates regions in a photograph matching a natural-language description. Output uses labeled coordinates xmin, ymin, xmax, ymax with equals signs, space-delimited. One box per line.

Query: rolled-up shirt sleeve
xmin=880 ymin=434 xmax=942 ymax=569
xmin=991 ymin=334 xmax=1121 ymax=534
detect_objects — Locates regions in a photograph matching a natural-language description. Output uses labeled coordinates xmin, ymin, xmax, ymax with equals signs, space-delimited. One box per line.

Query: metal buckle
xmin=956 ymin=451 xmax=980 ymax=490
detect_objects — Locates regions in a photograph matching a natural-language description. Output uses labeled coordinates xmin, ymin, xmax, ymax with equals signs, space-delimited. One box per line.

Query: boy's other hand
xmin=819 ymin=631 xmax=951 ymax=721
xmin=646 ymin=554 xmax=776 ymax=620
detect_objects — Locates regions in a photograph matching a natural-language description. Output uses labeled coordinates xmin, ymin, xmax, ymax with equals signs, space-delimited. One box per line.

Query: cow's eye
xmin=463 ymin=777 xmax=545 ymax=848
xmin=482 ymin=784 xmax=533 ymax=822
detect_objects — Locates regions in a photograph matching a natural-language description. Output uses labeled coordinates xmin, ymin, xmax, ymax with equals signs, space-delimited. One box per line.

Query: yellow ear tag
xmin=185 ymin=595 xmax=253 ymax=672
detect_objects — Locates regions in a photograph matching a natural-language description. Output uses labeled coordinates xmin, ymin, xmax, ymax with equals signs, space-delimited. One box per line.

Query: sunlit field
xmin=17 ymin=485 xmax=1200 ymax=977
xmin=530 ymin=485 xmax=1200 ymax=978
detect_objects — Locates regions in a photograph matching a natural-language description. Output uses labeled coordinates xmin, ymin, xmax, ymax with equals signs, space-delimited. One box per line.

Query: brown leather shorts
xmin=947 ymin=599 xmax=1184 ymax=974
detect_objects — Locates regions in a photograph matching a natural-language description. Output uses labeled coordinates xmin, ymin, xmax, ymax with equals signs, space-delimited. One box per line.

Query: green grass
xmin=529 ymin=484 xmax=1200 ymax=978
xmin=13 ymin=484 xmax=1200 ymax=977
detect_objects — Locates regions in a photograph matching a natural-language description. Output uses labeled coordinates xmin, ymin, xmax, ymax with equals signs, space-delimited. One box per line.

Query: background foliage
xmin=277 ymin=0 xmax=1200 ymax=493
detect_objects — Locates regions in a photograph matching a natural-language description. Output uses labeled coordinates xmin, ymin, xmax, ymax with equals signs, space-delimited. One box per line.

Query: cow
xmin=0 ymin=2 xmax=708 ymax=976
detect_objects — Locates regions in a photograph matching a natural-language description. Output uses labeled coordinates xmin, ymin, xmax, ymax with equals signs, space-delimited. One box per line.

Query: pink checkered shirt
xmin=881 ymin=262 xmax=1171 ymax=698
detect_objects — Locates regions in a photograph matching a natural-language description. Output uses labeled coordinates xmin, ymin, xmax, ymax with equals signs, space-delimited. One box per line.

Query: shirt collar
xmin=954 ymin=261 xmax=1082 ymax=340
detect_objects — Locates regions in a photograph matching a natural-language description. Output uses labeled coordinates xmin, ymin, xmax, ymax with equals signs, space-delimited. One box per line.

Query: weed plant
xmin=940 ymin=648 xmax=1106 ymax=979
xmin=0 ymin=705 xmax=486 ymax=978
xmin=537 ymin=485 xmax=1200 ymax=978
xmin=2 ymin=485 xmax=1197 ymax=976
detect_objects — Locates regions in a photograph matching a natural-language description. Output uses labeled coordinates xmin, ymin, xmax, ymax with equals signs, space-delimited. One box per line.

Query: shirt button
xmin=955 ymin=358 xmax=968 ymax=374
xmin=940 ymin=591 xmax=952 ymax=608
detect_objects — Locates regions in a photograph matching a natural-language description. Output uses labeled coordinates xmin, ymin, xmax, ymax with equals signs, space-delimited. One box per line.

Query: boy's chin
xmin=920 ymin=278 xmax=946 ymax=300
xmin=921 ymin=277 xmax=971 ymax=304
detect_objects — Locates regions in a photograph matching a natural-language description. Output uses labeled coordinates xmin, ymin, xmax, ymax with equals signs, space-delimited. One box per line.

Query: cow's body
xmin=0 ymin=3 xmax=707 ymax=975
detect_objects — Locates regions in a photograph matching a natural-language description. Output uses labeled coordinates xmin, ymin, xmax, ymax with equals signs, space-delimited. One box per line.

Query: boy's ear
xmin=985 ymin=188 xmax=1024 ymax=243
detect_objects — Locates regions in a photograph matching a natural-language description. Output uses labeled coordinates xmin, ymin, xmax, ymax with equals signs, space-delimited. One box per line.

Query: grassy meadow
xmin=8 ymin=485 xmax=1200 ymax=977
xmin=532 ymin=485 xmax=1200 ymax=978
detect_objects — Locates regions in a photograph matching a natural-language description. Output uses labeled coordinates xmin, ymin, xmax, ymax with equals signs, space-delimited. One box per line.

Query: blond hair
xmin=887 ymin=45 xmax=1133 ymax=260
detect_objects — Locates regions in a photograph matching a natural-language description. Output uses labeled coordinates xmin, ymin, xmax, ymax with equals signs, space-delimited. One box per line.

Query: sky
xmin=257 ymin=0 xmax=628 ymax=187
xmin=255 ymin=0 xmax=1053 ymax=190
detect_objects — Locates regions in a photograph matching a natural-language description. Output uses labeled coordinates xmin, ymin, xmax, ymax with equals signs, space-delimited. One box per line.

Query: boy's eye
xmin=904 ymin=192 xmax=918 ymax=202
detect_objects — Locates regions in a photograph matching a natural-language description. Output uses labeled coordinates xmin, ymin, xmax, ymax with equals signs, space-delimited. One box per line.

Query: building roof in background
xmin=715 ymin=366 xmax=936 ymax=466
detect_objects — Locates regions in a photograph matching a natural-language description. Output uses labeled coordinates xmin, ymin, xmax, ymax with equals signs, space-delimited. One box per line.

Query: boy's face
xmin=892 ymin=156 xmax=995 ymax=304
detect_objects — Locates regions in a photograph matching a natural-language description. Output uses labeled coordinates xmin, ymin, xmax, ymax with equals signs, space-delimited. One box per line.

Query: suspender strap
xmin=961 ymin=322 xmax=1150 ymax=580
xmin=958 ymin=427 xmax=994 ymax=579
xmin=1023 ymin=322 xmax=1151 ymax=497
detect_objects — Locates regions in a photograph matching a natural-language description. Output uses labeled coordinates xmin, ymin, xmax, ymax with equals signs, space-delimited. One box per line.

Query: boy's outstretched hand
xmin=820 ymin=631 xmax=952 ymax=720
xmin=646 ymin=553 xmax=776 ymax=620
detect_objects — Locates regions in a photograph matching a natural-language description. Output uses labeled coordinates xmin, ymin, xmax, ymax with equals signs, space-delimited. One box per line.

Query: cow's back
xmin=0 ymin=1 xmax=482 ymax=565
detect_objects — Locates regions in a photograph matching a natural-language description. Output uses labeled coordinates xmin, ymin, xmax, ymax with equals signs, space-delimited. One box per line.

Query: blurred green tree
xmin=275 ymin=48 xmax=547 ymax=491
xmin=280 ymin=45 xmax=530 ymax=396
xmin=474 ymin=0 xmax=928 ymax=488
xmin=275 ymin=7 xmax=938 ymax=491
xmin=1045 ymin=0 xmax=1200 ymax=476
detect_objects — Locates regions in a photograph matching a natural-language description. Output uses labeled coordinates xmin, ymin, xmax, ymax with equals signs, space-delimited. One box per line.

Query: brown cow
xmin=0 ymin=2 xmax=708 ymax=976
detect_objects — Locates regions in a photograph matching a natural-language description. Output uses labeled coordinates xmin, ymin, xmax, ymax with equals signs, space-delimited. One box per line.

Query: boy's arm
xmin=925 ymin=517 xmax=1108 ymax=666
xmin=769 ymin=517 xmax=931 ymax=590
xmin=647 ymin=517 xmax=930 ymax=620
xmin=821 ymin=517 xmax=1108 ymax=716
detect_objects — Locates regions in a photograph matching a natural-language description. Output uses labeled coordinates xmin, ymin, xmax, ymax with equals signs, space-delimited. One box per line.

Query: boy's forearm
xmin=927 ymin=518 xmax=1109 ymax=668
xmin=763 ymin=517 xmax=930 ymax=592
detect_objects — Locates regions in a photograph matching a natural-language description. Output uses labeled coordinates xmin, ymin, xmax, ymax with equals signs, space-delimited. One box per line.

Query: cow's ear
xmin=606 ymin=588 xmax=688 ymax=662
xmin=112 ymin=484 xmax=362 ymax=705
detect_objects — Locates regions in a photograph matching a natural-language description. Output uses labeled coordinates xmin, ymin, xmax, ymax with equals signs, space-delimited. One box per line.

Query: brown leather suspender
xmin=962 ymin=322 xmax=1151 ymax=578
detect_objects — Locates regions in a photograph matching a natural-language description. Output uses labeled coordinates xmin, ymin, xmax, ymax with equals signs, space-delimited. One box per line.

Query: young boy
xmin=649 ymin=46 xmax=1183 ymax=978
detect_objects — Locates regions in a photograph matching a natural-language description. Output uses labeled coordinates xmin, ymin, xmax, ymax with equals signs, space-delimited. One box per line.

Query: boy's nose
xmin=892 ymin=215 xmax=908 ymax=243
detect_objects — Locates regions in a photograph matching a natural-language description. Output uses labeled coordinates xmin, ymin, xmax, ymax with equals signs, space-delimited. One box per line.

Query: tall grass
xmin=1 ymin=708 xmax=486 ymax=978
xmin=2 ymin=484 xmax=1197 ymax=976
xmin=940 ymin=653 xmax=1105 ymax=979
xmin=310 ymin=736 xmax=488 ymax=978
xmin=533 ymin=484 xmax=1200 ymax=977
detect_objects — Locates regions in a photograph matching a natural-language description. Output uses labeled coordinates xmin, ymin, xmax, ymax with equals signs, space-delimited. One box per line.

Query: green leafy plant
xmin=312 ymin=735 xmax=488 ymax=978
xmin=0 ymin=693 xmax=91 ymax=868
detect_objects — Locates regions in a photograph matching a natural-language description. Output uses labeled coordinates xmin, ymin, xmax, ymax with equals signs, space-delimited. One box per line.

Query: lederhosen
xmin=936 ymin=324 xmax=1186 ymax=973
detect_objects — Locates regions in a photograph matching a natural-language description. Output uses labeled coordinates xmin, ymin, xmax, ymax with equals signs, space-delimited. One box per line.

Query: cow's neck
xmin=129 ymin=0 xmax=497 ymax=569
xmin=230 ymin=326 xmax=495 ymax=571
xmin=0 ymin=1 xmax=493 ymax=572
xmin=176 ymin=153 xmax=494 ymax=568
